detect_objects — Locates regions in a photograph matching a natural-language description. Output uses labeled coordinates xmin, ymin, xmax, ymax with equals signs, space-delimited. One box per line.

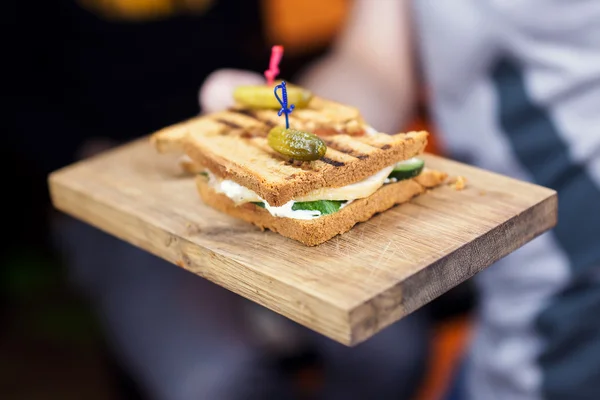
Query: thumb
xmin=199 ymin=69 xmax=264 ymax=114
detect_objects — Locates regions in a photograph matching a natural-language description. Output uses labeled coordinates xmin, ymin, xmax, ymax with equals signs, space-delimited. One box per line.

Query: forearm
xmin=298 ymin=0 xmax=416 ymax=133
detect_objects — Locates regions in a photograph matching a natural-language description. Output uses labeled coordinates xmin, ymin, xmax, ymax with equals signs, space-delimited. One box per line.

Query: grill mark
xmin=314 ymin=126 xmax=365 ymax=137
xmin=241 ymin=128 xmax=268 ymax=139
xmin=232 ymin=109 xmax=276 ymax=128
xmin=334 ymin=147 xmax=354 ymax=155
xmin=231 ymin=110 xmax=374 ymax=162
xmin=321 ymin=157 xmax=345 ymax=167
xmin=241 ymin=131 xmax=258 ymax=139
xmin=321 ymin=139 xmax=370 ymax=160
xmin=205 ymin=110 xmax=272 ymax=139
xmin=381 ymin=144 xmax=392 ymax=150
xmin=232 ymin=108 xmax=257 ymax=118
xmin=216 ymin=118 xmax=242 ymax=129
xmin=314 ymin=127 xmax=340 ymax=136
xmin=284 ymin=159 xmax=313 ymax=170
xmin=331 ymin=146 xmax=369 ymax=159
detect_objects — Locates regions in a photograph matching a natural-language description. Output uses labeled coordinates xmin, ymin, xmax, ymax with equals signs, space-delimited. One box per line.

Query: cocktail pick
xmin=274 ymin=81 xmax=294 ymax=129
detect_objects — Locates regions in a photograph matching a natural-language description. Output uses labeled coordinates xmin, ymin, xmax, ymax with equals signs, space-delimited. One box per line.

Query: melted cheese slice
xmin=207 ymin=165 xmax=394 ymax=206
xmin=295 ymin=166 xmax=393 ymax=201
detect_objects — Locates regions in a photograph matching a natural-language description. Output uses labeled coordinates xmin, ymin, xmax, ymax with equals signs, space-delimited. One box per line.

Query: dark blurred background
xmin=3 ymin=1 xmax=474 ymax=399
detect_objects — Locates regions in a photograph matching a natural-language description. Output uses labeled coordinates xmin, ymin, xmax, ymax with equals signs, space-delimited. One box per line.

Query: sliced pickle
xmin=233 ymin=85 xmax=312 ymax=109
xmin=267 ymin=126 xmax=327 ymax=161
xmin=388 ymin=158 xmax=425 ymax=180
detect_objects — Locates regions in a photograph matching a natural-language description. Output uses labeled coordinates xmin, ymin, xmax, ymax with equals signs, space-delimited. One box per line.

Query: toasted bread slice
xmin=151 ymin=115 xmax=218 ymax=154
xmin=151 ymin=95 xmax=429 ymax=206
xmin=150 ymin=97 xmax=365 ymax=154
xmin=178 ymin=155 xmax=203 ymax=174
xmin=196 ymin=169 xmax=447 ymax=246
xmin=186 ymin=128 xmax=427 ymax=206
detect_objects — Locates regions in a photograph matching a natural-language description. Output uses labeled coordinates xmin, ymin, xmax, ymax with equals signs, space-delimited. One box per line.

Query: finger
xmin=199 ymin=69 xmax=264 ymax=114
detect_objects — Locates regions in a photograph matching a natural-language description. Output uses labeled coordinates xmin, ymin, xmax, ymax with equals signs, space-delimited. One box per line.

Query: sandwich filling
xmin=203 ymin=158 xmax=425 ymax=220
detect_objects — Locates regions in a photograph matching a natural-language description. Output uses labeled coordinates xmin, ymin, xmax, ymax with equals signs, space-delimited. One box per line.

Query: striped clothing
xmin=412 ymin=1 xmax=600 ymax=399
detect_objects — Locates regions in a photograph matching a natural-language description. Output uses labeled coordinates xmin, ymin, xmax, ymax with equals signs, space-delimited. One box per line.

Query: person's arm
xmin=298 ymin=0 xmax=417 ymax=133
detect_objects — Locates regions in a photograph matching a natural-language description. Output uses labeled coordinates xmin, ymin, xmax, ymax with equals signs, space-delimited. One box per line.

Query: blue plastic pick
xmin=274 ymin=81 xmax=295 ymax=129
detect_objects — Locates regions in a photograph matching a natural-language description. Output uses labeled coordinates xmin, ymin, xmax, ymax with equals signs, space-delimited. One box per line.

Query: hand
xmin=199 ymin=69 xmax=264 ymax=114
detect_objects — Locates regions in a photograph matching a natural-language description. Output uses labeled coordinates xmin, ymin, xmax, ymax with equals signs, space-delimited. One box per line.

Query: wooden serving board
xmin=48 ymin=138 xmax=557 ymax=346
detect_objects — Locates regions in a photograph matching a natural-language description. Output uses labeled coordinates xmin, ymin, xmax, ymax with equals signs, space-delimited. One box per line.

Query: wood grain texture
xmin=48 ymin=138 xmax=557 ymax=346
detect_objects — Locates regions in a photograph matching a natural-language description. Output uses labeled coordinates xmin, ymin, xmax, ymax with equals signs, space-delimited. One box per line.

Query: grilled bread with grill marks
xmin=196 ymin=169 xmax=448 ymax=246
xmin=151 ymin=96 xmax=429 ymax=206
xmin=150 ymin=96 xmax=366 ymax=154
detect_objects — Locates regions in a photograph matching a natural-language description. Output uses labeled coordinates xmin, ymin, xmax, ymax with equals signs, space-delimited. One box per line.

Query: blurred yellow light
xmin=264 ymin=0 xmax=349 ymax=54
xmin=76 ymin=0 xmax=214 ymax=20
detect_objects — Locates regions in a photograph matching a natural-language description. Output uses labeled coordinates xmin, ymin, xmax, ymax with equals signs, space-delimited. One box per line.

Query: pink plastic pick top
xmin=264 ymin=45 xmax=284 ymax=86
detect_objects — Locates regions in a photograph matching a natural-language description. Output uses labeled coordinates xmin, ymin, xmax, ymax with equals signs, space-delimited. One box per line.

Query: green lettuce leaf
xmin=252 ymin=200 xmax=346 ymax=216
xmin=292 ymin=200 xmax=345 ymax=215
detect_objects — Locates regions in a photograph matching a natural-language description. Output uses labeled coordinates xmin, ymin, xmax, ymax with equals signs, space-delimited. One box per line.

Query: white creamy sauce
xmin=340 ymin=200 xmax=353 ymax=209
xmin=207 ymin=174 xmax=322 ymax=220
xmin=295 ymin=165 xmax=393 ymax=202
xmin=179 ymin=154 xmax=194 ymax=163
xmin=364 ymin=125 xmax=378 ymax=136
xmin=211 ymin=177 xmax=260 ymax=204
xmin=204 ymin=158 xmax=413 ymax=220
xmin=263 ymin=201 xmax=322 ymax=220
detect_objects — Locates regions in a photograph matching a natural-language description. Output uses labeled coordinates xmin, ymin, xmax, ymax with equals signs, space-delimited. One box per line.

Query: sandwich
xmin=150 ymin=84 xmax=448 ymax=246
